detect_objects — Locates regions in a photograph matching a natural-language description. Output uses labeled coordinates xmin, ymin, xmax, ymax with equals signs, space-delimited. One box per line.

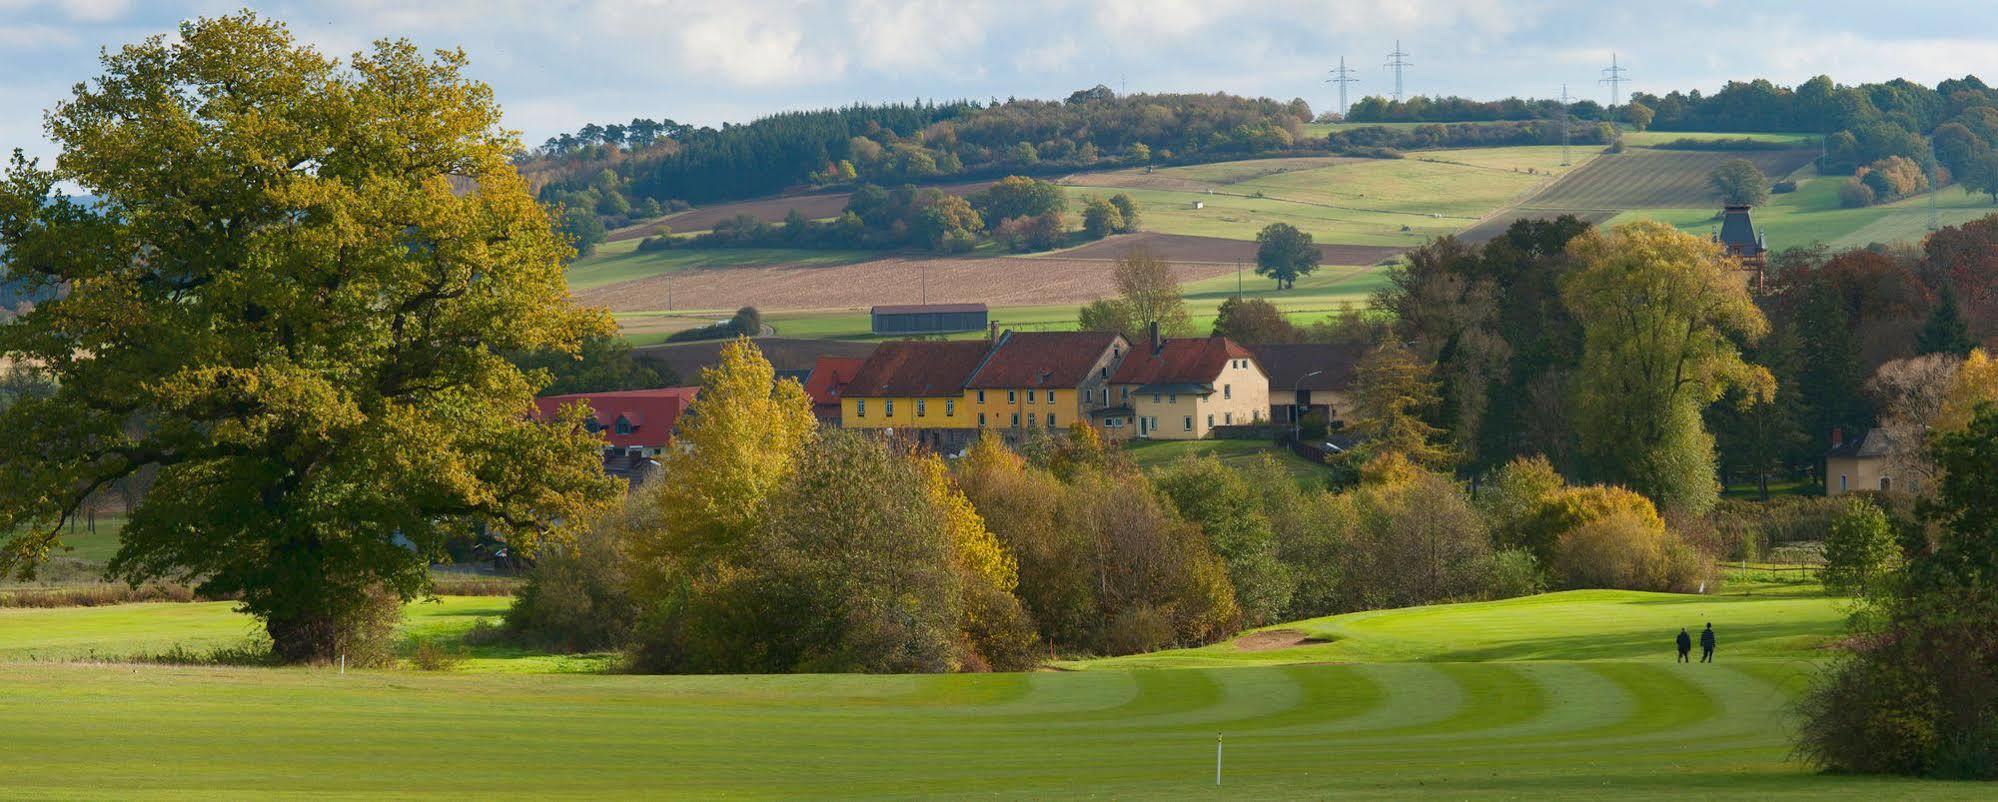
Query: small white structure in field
xmin=1192 ymin=201 xmax=1205 ymax=210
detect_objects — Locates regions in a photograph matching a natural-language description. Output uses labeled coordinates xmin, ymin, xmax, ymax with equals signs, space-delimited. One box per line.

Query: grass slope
xmin=1610 ymin=172 xmax=1998 ymax=250
xmin=1 ymin=587 xmax=1973 ymax=798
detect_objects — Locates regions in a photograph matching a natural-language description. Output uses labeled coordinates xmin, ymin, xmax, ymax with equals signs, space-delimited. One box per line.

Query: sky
xmin=3 ymin=0 xmax=1994 ymax=162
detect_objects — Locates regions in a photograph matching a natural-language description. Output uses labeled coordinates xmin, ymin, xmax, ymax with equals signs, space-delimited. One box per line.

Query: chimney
xmin=1830 ymin=426 xmax=1844 ymax=449
xmin=989 ymin=321 xmax=998 ymax=342
xmin=1149 ymin=320 xmax=1162 ymax=354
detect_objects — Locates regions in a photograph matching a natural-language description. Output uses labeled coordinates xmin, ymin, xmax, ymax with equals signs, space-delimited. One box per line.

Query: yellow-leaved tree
xmin=918 ymin=453 xmax=1038 ymax=670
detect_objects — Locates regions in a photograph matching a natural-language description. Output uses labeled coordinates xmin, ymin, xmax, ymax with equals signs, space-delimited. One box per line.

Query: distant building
xmin=964 ymin=330 xmax=1129 ymax=440
xmin=802 ymin=355 xmax=867 ymax=423
xmin=869 ymin=303 xmax=989 ymax=336
xmin=840 ymin=340 xmax=994 ymax=451
xmin=532 ymin=387 xmax=699 ymax=486
xmin=1104 ymin=328 xmax=1268 ymax=440
xmin=1246 ymin=342 xmax=1367 ymax=428
xmin=1825 ymin=427 xmax=1914 ymax=496
xmin=1715 ymin=204 xmax=1768 ymax=290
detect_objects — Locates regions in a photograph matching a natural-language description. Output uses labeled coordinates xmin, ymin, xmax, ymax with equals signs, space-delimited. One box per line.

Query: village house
xmin=963 ymin=330 xmax=1130 ymax=437
xmin=1100 ymin=328 xmax=1268 ymax=440
xmin=532 ymin=387 xmax=700 ymax=486
xmin=802 ymin=354 xmax=868 ymax=424
xmin=1246 ymin=342 xmax=1366 ymax=429
xmin=839 ymin=340 xmax=991 ymax=451
xmin=1825 ymin=427 xmax=1915 ymax=496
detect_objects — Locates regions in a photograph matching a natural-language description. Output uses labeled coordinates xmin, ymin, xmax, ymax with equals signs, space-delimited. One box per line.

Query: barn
xmin=869 ymin=303 xmax=989 ymax=336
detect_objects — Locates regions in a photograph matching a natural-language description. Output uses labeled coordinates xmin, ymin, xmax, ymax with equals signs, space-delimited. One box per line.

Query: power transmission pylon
xmin=1326 ymin=57 xmax=1359 ymax=117
xmin=1600 ymin=52 xmax=1629 ymax=126
xmin=1384 ymin=41 xmax=1412 ymax=103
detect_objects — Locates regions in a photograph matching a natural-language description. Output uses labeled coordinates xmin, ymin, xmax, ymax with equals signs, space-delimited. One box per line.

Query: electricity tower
xmin=1384 ymin=41 xmax=1413 ymax=102
xmin=1326 ymin=56 xmax=1359 ymax=117
xmin=1600 ymin=52 xmax=1629 ymax=125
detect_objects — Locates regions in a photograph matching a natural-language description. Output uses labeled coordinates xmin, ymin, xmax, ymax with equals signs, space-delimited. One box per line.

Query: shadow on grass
xmin=1425 ymin=620 xmax=1832 ymax=663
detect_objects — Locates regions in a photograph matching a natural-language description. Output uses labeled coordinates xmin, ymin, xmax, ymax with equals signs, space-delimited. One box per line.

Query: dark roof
xmin=871 ymin=303 xmax=988 ymax=316
xmin=1827 ymin=428 xmax=1908 ymax=459
xmin=1090 ymin=405 xmax=1135 ymax=418
xmin=533 ymin=387 xmax=700 ymax=450
xmin=965 ymin=331 xmax=1126 ymax=389
xmin=1717 ymin=204 xmax=1764 ymax=257
xmin=1246 ymin=343 xmax=1366 ymax=391
xmin=844 ymin=340 xmax=994 ymax=398
xmin=1110 ymin=337 xmax=1254 ymax=386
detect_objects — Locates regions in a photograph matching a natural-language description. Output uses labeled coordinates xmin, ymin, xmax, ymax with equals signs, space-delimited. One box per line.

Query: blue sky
xmin=3 ymin=1 xmax=1993 ymax=161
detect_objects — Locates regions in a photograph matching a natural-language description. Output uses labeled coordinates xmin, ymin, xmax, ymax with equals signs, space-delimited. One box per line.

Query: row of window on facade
xmin=1101 ymin=412 xmax=1243 ymax=432
xmin=850 ymin=397 xmax=1064 ymax=429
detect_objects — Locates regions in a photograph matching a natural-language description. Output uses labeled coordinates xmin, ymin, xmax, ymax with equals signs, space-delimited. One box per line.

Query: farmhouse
xmin=1246 ymin=342 xmax=1366 ymax=428
xmin=532 ymin=387 xmax=700 ymax=486
xmin=1825 ymin=427 xmax=1915 ymax=496
xmin=869 ymin=303 xmax=989 ymax=336
xmin=802 ymin=355 xmax=867 ymax=423
xmin=964 ymin=331 xmax=1129 ymax=436
xmin=840 ymin=340 xmax=992 ymax=450
xmin=1104 ymin=330 xmax=1268 ymax=440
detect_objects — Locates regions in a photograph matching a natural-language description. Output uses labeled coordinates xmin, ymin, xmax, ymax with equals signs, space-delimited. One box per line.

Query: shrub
xmin=992 ymin=212 xmax=1065 ymax=253
xmin=406 ymin=638 xmax=467 ymax=671
xmin=503 ymin=500 xmax=645 ymax=653
xmin=1103 ymin=604 xmax=1176 ymax=656
xmin=331 ymin=585 xmax=405 ymax=668
xmin=1484 ymin=549 xmax=1548 ymax=599
xmin=1822 ymin=497 xmax=1902 ymax=597
xmin=636 ymin=233 xmax=675 ymax=252
xmin=1516 ymin=484 xmax=1662 ymax=565
xmin=1551 ymin=511 xmax=1706 ymax=592
xmin=1339 ymin=471 xmax=1493 ymax=610
xmin=1772 ymin=180 xmax=1798 ymax=194
xmin=1838 ymin=177 xmax=1877 ymax=208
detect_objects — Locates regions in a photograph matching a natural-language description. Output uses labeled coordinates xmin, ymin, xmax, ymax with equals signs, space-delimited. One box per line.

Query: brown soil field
xmin=577 ymin=255 xmax=1235 ymax=313
xmin=607 ymin=180 xmax=998 ymax=241
xmin=1513 ymin=148 xmax=1819 ymax=211
xmin=1054 ymin=232 xmax=1405 ymax=266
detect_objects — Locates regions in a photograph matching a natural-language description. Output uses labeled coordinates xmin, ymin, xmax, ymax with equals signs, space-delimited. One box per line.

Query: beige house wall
xmin=1827 ymin=455 xmax=1900 ymax=496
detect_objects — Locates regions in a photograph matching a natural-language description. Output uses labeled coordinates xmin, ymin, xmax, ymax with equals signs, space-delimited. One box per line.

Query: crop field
xmin=1514 ymin=148 xmax=1820 ymax=211
xmin=1059 ymin=146 xmax=1585 ymax=246
xmin=0 ymin=584 xmax=1975 ymax=798
xmin=1609 ymin=173 xmax=1998 ymax=250
xmin=606 ymin=179 xmax=996 ymax=240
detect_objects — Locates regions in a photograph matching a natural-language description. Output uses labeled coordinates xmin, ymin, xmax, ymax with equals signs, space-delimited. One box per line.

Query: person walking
xmin=1676 ymin=628 xmax=1692 ymax=663
xmin=1699 ymin=623 xmax=1716 ymax=663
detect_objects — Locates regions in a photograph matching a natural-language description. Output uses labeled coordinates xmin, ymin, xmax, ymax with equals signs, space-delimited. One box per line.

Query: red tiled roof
xmin=844 ymin=340 xmax=994 ymax=398
xmin=871 ymin=303 xmax=988 ymax=316
xmin=803 ymin=355 xmax=867 ymax=418
xmin=1110 ymin=337 xmax=1254 ymax=387
xmin=533 ymin=387 xmax=699 ymax=450
xmin=965 ymin=331 xmax=1127 ymax=389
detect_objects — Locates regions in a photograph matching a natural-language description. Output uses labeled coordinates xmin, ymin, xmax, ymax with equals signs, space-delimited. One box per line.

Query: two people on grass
xmin=1675 ymin=623 xmax=1716 ymax=663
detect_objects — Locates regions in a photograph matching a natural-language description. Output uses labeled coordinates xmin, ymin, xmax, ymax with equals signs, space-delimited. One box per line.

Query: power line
xmin=1325 ymin=56 xmax=1359 ymax=117
xmin=1600 ymin=52 xmax=1629 ymax=125
xmin=1558 ymin=84 xmax=1574 ymax=167
xmin=1384 ymin=40 xmax=1412 ymax=103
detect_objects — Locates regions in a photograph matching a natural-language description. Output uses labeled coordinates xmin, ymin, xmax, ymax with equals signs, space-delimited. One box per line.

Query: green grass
xmin=1064 ymin=147 xmax=1583 ymax=246
xmin=3 ymin=586 xmax=1974 ymax=798
xmin=1121 ymin=438 xmax=1330 ymax=482
xmin=566 ymin=238 xmax=877 ymax=291
xmin=1608 ymin=171 xmax=1998 ymax=249
xmin=1621 ymin=131 xmax=1819 ymax=148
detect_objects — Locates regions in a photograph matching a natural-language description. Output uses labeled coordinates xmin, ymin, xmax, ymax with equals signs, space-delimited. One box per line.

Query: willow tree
xmin=0 ymin=14 xmax=618 ymax=662
xmin=1563 ymin=221 xmax=1773 ymax=515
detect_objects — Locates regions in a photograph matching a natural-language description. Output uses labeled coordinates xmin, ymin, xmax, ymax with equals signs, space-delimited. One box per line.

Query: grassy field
xmin=1062 ymin=147 xmax=1585 ymax=246
xmin=2 ymin=584 xmax=1976 ymax=798
xmin=1609 ymin=172 xmax=1998 ymax=250
xmin=566 ymin=239 xmax=876 ymax=291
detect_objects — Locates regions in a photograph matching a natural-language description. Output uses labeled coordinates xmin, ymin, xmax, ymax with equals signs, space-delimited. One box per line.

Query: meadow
xmin=0 ymin=582 xmax=1978 ymax=798
xmin=1609 ymin=169 xmax=1998 ymax=250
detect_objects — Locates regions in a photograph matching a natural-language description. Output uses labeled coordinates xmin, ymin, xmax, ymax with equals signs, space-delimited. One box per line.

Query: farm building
xmin=1825 ymin=427 xmax=1915 ymax=497
xmin=803 ymin=355 xmax=868 ymax=423
xmin=532 ymin=387 xmax=700 ymax=487
xmin=870 ymin=303 xmax=989 ymax=336
xmin=1103 ymin=330 xmax=1268 ymax=441
xmin=1246 ymin=343 xmax=1367 ymax=428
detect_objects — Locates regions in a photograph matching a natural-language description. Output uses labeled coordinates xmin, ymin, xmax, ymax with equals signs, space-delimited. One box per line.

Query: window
xmin=1224 ymin=412 xmax=1233 ymax=425
xmin=945 ymin=400 xmax=955 ymax=416
xmin=1121 ymin=387 xmax=1130 ymax=400
xmin=1147 ymin=416 xmax=1158 ymax=431
xmin=1100 ymin=367 xmax=1108 ymax=378
xmin=1046 ymin=390 xmax=1056 ymax=403
xmin=1027 ymin=413 xmax=1037 ymax=428
xmin=1007 ymin=390 xmax=1016 ymax=403
xmin=1152 ymin=394 xmax=1161 ymax=403
xmin=978 ymin=413 xmax=987 ymax=427
xmin=916 ymin=399 xmax=927 ymax=418
xmin=1207 ymin=414 xmax=1214 ymax=428
xmin=1047 ymin=413 xmax=1056 ymax=428
xmin=614 ymin=417 xmax=634 ymax=435
xmin=1839 ymin=474 xmax=1848 ymax=493
xmin=885 ymin=400 xmax=894 ymax=416
xmin=1168 ymin=394 xmax=1177 ymax=404
xmin=856 ymin=399 xmax=865 ymax=417
xmin=1223 ymin=384 xmax=1231 ymax=399
xmin=1105 ymin=417 xmax=1122 ymax=427
xmin=977 ymin=390 xmax=986 ymax=403
xmin=1011 ymin=413 xmax=1020 ymax=427
xmin=1881 ymin=476 xmax=1893 ymax=492
xmin=1183 ymin=416 xmax=1194 ymax=431
xmin=1027 ymin=391 xmax=1036 ymax=404
xmin=1112 ymin=346 xmax=1121 ymax=359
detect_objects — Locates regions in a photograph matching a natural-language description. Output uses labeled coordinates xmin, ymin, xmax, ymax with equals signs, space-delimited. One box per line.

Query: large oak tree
xmin=0 ymin=14 xmax=618 ymax=662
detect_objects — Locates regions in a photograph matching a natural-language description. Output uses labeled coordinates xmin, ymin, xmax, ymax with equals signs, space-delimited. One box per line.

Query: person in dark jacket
xmin=1700 ymin=623 xmax=1716 ymax=663
xmin=1676 ymin=628 xmax=1692 ymax=663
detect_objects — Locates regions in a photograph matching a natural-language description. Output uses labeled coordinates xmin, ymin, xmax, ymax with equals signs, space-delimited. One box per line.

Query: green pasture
xmin=1610 ymin=171 xmax=1998 ymax=250
xmin=566 ymin=238 xmax=876 ymax=291
xmin=1621 ymin=130 xmax=1819 ymax=148
xmin=1065 ymin=147 xmax=1582 ymax=246
xmin=737 ymin=262 xmax=1391 ymax=343
xmin=1 ymin=583 xmax=1976 ymax=798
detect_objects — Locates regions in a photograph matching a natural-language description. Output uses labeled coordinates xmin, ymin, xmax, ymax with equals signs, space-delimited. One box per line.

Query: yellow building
xmin=839 ymin=340 xmax=992 ymax=451
xmin=963 ymin=331 xmax=1129 ymax=435
xmin=1101 ymin=335 xmax=1269 ymax=440
xmin=1825 ymin=427 xmax=1915 ymax=496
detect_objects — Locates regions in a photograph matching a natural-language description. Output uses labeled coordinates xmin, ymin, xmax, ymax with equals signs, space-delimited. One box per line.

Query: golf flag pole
xmin=1215 ymin=733 xmax=1223 ymax=786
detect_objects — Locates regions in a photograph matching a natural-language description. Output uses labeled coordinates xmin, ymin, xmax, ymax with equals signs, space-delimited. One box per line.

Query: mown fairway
xmin=0 ymin=585 xmax=1979 ymax=798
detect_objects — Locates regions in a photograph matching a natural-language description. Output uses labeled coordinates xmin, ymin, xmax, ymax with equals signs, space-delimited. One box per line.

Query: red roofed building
xmin=1104 ymin=329 xmax=1268 ymax=440
xmin=841 ymin=340 xmax=995 ymax=450
xmin=803 ymin=355 xmax=868 ymax=423
xmin=962 ymin=331 xmax=1130 ymax=438
xmin=533 ymin=387 xmax=699 ymax=460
